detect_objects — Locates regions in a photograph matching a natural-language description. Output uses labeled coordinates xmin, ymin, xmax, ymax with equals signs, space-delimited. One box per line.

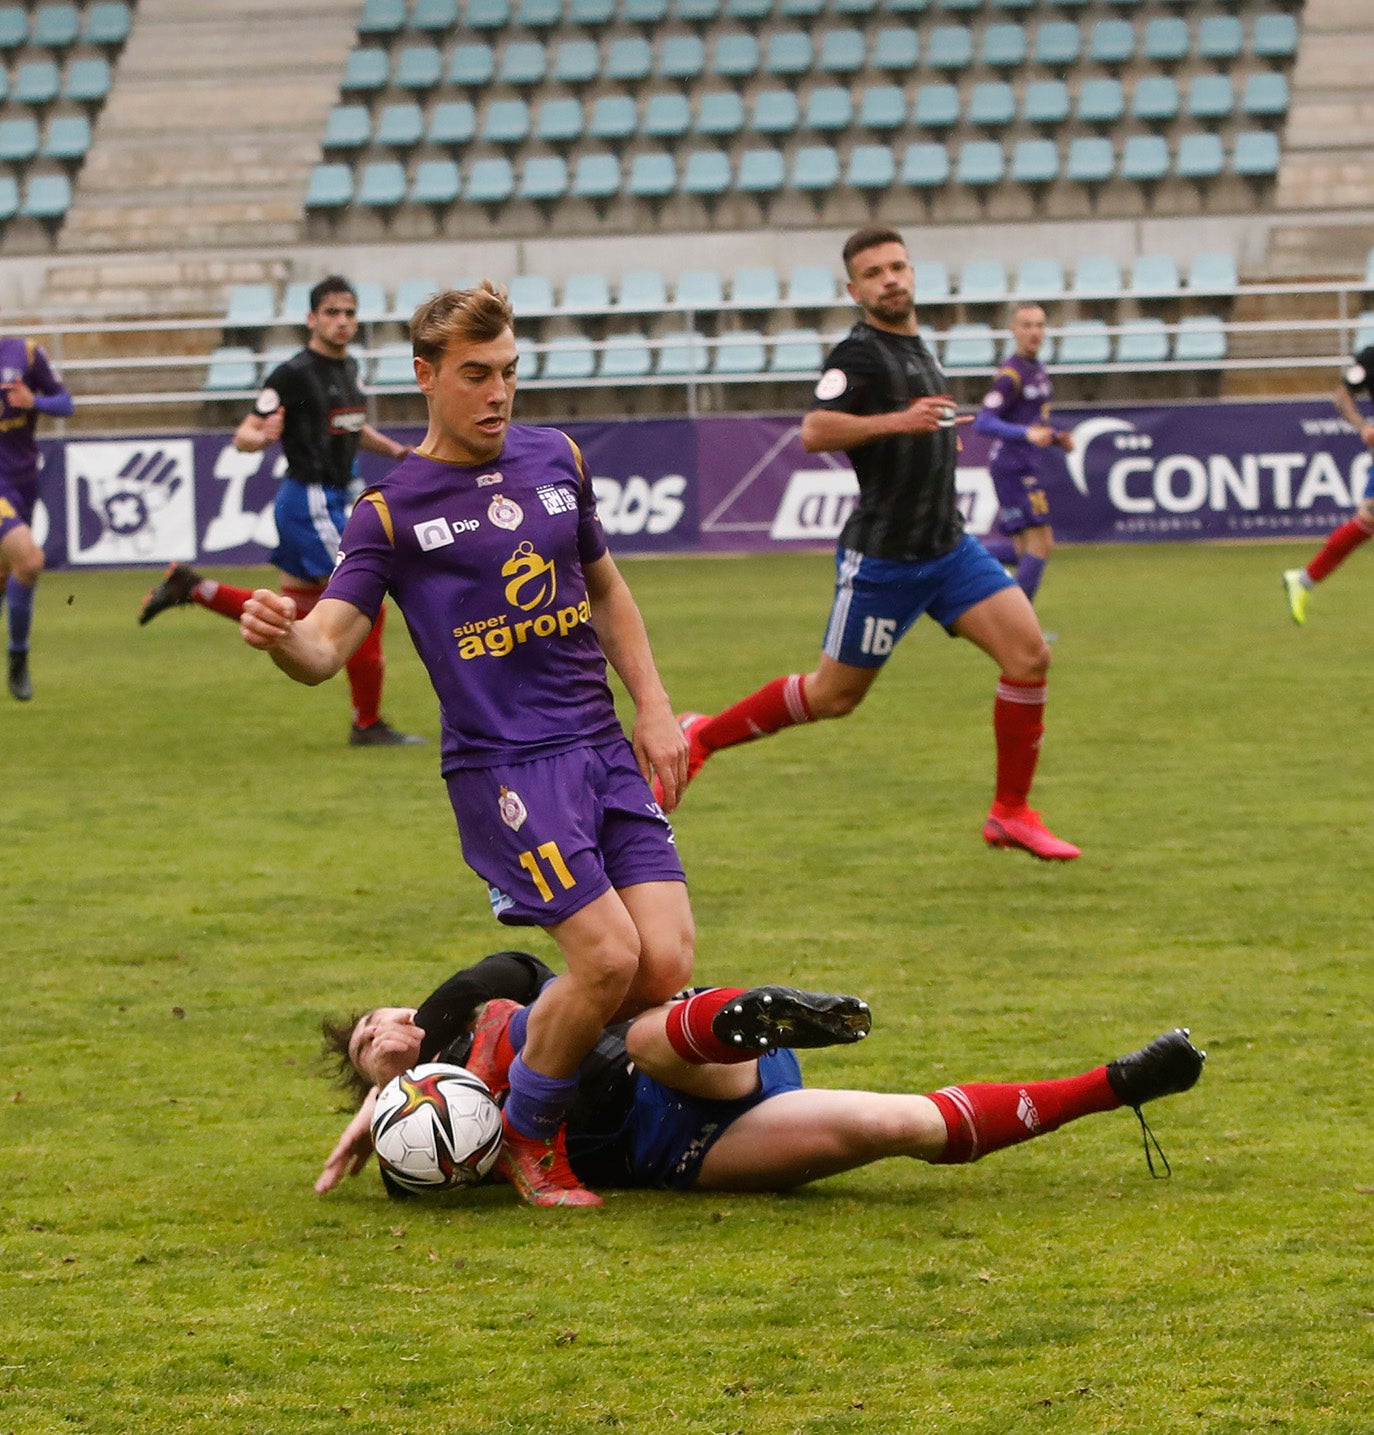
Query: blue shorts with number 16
xmin=822 ymin=534 xmax=1015 ymax=668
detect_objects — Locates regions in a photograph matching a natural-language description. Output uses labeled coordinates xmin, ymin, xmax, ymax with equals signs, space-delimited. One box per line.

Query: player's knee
xmin=1003 ymin=638 xmax=1051 ymax=684
xmin=570 ymin=936 xmax=641 ymax=1007
xmin=643 ymin=926 xmax=695 ymax=1003
xmin=1359 ymin=498 xmax=1374 ymax=526
xmin=14 ymin=545 xmax=43 ymax=585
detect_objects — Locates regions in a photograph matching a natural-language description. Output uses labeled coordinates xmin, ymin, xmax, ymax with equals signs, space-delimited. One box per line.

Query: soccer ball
xmin=370 ymin=1062 xmax=504 ymax=1194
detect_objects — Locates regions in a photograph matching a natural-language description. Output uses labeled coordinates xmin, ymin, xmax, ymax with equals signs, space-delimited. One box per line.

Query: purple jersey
xmin=0 ymin=337 xmax=71 ymax=499
xmin=324 ymin=424 xmax=623 ymax=772
xmin=975 ymin=352 xmax=1054 ymax=479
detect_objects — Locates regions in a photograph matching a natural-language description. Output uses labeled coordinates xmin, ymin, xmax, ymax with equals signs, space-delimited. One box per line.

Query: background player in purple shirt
xmin=973 ymin=304 xmax=1074 ymax=605
xmin=0 ymin=335 xmax=74 ymax=701
xmin=241 ymin=284 xmax=693 ymax=1207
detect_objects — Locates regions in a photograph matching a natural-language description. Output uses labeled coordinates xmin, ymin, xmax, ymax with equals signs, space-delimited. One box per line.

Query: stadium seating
xmin=204 ymin=347 xmax=259 ymax=393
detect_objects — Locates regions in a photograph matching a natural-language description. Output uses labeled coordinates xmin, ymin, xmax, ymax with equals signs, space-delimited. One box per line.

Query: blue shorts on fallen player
xmin=822 ymin=533 xmax=1015 ymax=668
xmin=270 ymin=477 xmax=347 ymax=581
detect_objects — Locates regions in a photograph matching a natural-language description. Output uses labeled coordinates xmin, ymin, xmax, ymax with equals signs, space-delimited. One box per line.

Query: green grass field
xmin=4 ymin=544 xmax=1371 ymax=1435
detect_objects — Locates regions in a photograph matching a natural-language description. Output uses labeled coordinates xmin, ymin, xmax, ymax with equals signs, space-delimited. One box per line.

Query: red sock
xmin=346 ymin=608 xmax=386 ymax=727
xmin=698 ymin=675 xmax=812 ymax=753
xmin=926 ymin=1068 xmax=1120 ymax=1164
xmin=192 ymin=581 xmax=252 ymax=620
xmin=993 ymin=677 xmax=1045 ymax=810
xmin=664 ymin=988 xmax=749 ymax=1064
xmin=1306 ymin=515 xmax=1373 ymax=583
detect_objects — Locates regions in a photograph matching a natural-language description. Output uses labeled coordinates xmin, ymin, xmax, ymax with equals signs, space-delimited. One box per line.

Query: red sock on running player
xmin=1306 ymin=514 xmax=1374 ymax=583
xmin=992 ymin=677 xmax=1045 ymax=811
xmin=697 ymin=675 xmax=812 ymax=754
xmin=926 ymin=1067 xmax=1120 ymax=1164
xmin=192 ymin=580 xmax=252 ymax=621
xmin=346 ymin=609 xmax=387 ymax=728
xmin=664 ymin=988 xmax=749 ymax=1064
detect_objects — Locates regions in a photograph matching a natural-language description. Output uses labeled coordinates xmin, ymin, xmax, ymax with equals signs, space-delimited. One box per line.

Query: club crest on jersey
xmin=497 ymin=785 xmax=528 ymax=831
xmin=488 ymin=494 xmax=524 ymax=531
xmin=476 ymin=471 xmax=504 ymax=487
xmin=815 ymin=368 xmax=846 ymax=401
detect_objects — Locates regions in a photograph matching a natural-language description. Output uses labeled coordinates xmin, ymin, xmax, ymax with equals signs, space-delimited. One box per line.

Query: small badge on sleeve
xmin=254 ymin=386 xmax=280 ymax=417
xmin=1345 ymin=364 xmax=1367 ymax=388
xmin=815 ymin=368 xmax=847 ymax=401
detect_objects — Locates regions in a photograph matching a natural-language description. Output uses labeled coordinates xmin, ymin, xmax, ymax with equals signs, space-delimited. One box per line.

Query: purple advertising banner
xmin=29 ymin=400 xmax=1368 ymax=569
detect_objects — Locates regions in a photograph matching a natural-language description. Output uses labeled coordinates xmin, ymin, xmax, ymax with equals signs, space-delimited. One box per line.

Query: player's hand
xmin=1053 ymin=430 xmax=1075 ymax=452
xmin=897 ymin=395 xmax=973 ymax=436
xmin=261 ymin=410 xmax=285 ymax=443
xmin=2 ymin=379 xmax=35 ymax=410
xmin=634 ymin=702 xmax=689 ymax=813
xmin=316 ymin=1092 xmax=378 ymax=1194
xmin=240 ymin=589 xmax=298 ymax=650
xmin=1362 ymin=422 xmax=1374 ymax=449
xmin=1025 ymin=423 xmax=1055 ymax=448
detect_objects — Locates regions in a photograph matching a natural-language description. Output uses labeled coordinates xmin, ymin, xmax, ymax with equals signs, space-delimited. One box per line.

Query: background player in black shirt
xmin=666 ymin=227 xmax=1078 ymax=860
xmin=1281 ymin=346 xmax=1374 ymax=624
xmin=139 ymin=276 xmax=421 ymax=746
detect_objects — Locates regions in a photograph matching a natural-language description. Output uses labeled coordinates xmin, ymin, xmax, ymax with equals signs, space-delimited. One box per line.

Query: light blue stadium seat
xmin=659 ymin=33 xmax=706 ymax=79
xmin=981 ymin=23 xmax=1026 ymax=68
xmin=1088 ymin=19 xmax=1135 ymax=65
xmin=872 ymin=27 xmax=919 ymax=71
xmin=517 ymin=0 xmax=564 ymax=28
xmin=542 ymin=337 xmax=597 ymax=383
xmin=394 ymin=44 xmax=442 ymax=89
xmin=607 ymin=36 xmax=652 ymax=82
xmin=645 ymin=91 xmax=691 ymax=137
xmin=204 ymin=347 xmax=258 ymax=392
xmin=0 ymin=117 xmax=38 ymax=162
xmin=372 ymin=343 xmax=417 ymax=388
xmin=958 ymin=259 xmax=1008 ymax=301
xmin=598 ymin=335 xmax=653 ymax=380
xmin=21 ymin=171 xmax=70 ymax=217
xmin=942 ymin=323 xmax=997 ymax=369
xmin=1130 ymin=254 xmax=1181 ymax=296
xmin=1077 ymin=76 xmax=1123 ymax=123
xmin=42 ymin=113 xmax=90 ymax=160
xmin=224 ymin=284 xmax=276 ymax=328
xmin=682 ymin=148 xmax=731 ymax=194
xmin=936 ymin=0 xmax=980 ymax=11
xmin=791 ymin=144 xmax=841 ymax=193
xmin=696 ymin=90 xmax=744 ymax=136
xmin=1365 ymin=249 xmax=1374 ymax=287
xmin=825 ymin=0 xmax=868 ymax=12
xmin=926 ymin=25 xmax=973 ymax=69
xmin=786 ymin=265 xmax=838 ymax=306
xmin=1232 ymin=129 xmax=1280 ymax=176
xmin=15 ymin=58 xmax=60 ymax=104
xmin=84 ymin=2 xmax=131 ymax=47
xmin=483 ymin=98 xmax=531 ymax=143
xmin=751 ymin=89 xmax=799 ymax=134
xmin=1133 ymin=76 xmax=1179 ymax=123
xmin=818 ymin=28 xmax=866 ymax=74
xmin=357 ymin=161 xmax=406 ymax=207
xmin=656 ymin=329 xmax=709 ymax=375
xmin=738 ymin=146 xmax=786 ymax=193
xmin=465 ymin=0 xmax=511 ymax=29
xmin=562 ymin=274 xmax=612 ymax=313
xmin=552 ymin=38 xmax=598 ymax=84
xmin=1010 ymin=139 xmax=1058 ymax=184
xmin=902 ymin=141 xmax=949 ymax=188
xmin=1242 ymin=72 xmax=1289 ymax=117
xmin=358 ymin=0 xmax=406 ymax=36
xmin=1072 ymin=255 xmax=1121 ymax=294
xmin=1067 ymin=136 xmax=1115 ymax=183
xmin=588 ymin=95 xmax=637 ymax=140
xmin=535 ymin=97 xmax=583 ymax=143
xmin=805 ymin=87 xmax=853 ymax=132
xmin=1175 ymin=131 xmax=1224 ymax=180
xmin=956 ymin=140 xmax=1005 ymax=187
xmin=376 ymin=102 xmax=424 ymax=148
xmin=1034 ymin=21 xmax=1080 ymax=67
xmin=723 ymin=0 xmax=770 ymax=19
xmin=0 ymin=6 xmax=24 ymax=50
xmin=883 ymin=0 xmax=931 ymax=11
xmin=859 ymin=85 xmax=907 ymax=131
xmin=626 ymin=0 xmax=670 ymax=22
xmin=628 ymin=152 xmax=677 ymax=197
xmin=277 ymin=282 xmax=313 ymax=322
xmin=1022 ymin=79 xmax=1069 ymax=125
xmin=449 ymin=43 xmax=496 ymax=86
xmin=676 ymin=269 xmax=723 ymax=308
xmin=519 ymin=154 xmax=569 ymax=199
xmin=571 ymin=151 xmax=622 ymax=198
xmin=508 ymin=274 xmax=556 ymax=313
xmin=412 ymin=158 xmax=462 ymax=203
xmin=764 ymin=30 xmax=812 ymax=76
xmin=305 ymin=163 xmax=353 ymax=208
xmin=430 ymin=100 xmax=477 ymax=144
xmin=1174 ymin=316 xmax=1227 ymax=363
xmin=914 ymin=83 xmax=960 ymax=128
xmin=1198 ymin=14 xmax=1243 ymax=61
xmin=323 ymin=104 xmax=370 ymax=150
xmin=731 ymin=266 xmax=781 ymax=307
xmin=618 ymin=270 xmax=668 ymax=308
xmin=848 ymin=144 xmax=897 ymax=189
xmin=0 ymin=174 xmax=18 ymax=218
xmin=1057 ymin=319 xmax=1111 ymax=364
xmin=1014 ymin=257 xmax=1064 ymax=297
xmin=1355 ymin=311 xmax=1374 ymax=353
xmin=1143 ymin=16 xmax=1189 ymax=64
xmin=1252 ymin=12 xmax=1299 ymax=60
xmin=569 ymin=0 xmax=615 ymax=24
xmin=771 ymin=329 xmax=826 ymax=374
xmin=1188 ymin=73 xmax=1235 ymax=120
xmin=713 ymin=329 xmax=768 ymax=375
xmin=1186 ymin=253 xmax=1238 ymax=292
xmin=912 ymin=259 xmax=951 ymax=299
xmin=465 ymin=156 xmax=515 ymax=202
xmin=674 ymin=0 xmax=721 ymax=18
xmin=500 ymin=40 xmax=547 ymax=85
xmin=969 ymin=81 xmax=1016 ymax=127
xmin=412 ymin=0 xmax=459 ymax=28
xmin=1122 ymin=134 xmax=1169 ymax=181
xmin=393 ymin=279 xmax=440 ymax=316
xmin=33 ymin=4 xmax=79 ymax=49
xmin=1116 ymin=318 xmax=1169 ymax=363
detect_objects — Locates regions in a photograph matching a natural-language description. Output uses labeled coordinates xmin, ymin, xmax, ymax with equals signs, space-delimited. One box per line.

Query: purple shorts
xmin=991 ymin=464 xmax=1051 ymax=536
xmin=445 ymin=737 xmax=687 ymax=927
xmin=0 ymin=475 xmax=35 ymax=543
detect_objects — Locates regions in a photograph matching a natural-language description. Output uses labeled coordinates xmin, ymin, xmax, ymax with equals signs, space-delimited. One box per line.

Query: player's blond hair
xmin=410 ymin=281 xmax=515 ymax=367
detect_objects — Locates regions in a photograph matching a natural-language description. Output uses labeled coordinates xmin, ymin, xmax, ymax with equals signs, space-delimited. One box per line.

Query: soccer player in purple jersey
xmin=0 ymin=335 xmax=74 ymax=701
xmin=241 ymin=283 xmax=693 ymax=1207
xmin=973 ymin=303 xmax=1074 ymax=605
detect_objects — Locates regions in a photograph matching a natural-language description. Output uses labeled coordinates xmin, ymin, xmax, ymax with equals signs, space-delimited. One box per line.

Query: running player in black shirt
xmin=138 ymin=276 xmax=421 ymax=746
xmin=667 ymin=227 xmax=1078 ymax=859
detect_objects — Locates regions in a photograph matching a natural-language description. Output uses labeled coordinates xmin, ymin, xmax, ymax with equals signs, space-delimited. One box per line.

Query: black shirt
xmin=810 ymin=321 xmax=965 ymax=562
xmin=255 ymin=347 xmax=367 ymax=488
xmin=1343 ymin=346 xmax=1374 ymax=403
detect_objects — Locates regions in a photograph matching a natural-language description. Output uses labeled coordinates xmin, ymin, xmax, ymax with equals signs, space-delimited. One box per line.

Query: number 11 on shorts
xmin=518 ymin=841 xmax=577 ymax=902
xmin=861 ymin=616 xmax=895 ymax=656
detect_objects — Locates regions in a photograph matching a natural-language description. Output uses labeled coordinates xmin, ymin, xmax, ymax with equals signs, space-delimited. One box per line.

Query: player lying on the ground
xmin=317 ymin=951 xmax=1205 ymax=1199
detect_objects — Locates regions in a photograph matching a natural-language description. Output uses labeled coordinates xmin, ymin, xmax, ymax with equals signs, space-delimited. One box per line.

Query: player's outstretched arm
xmin=316 ymin=1089 xmax=379 ymax=1194
xmin=801 ymin=398 xmax=970 ymax=453
xmin=241 ymin=592 xmax=374 ymax=685
xmin=358 ymin=423 xmax=410 ymax=462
